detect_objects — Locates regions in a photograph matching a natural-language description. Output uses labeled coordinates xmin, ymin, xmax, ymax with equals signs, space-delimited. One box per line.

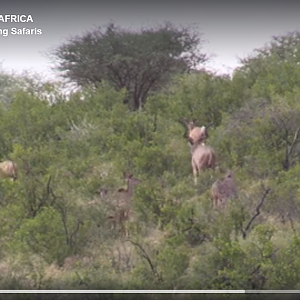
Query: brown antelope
xmin=211 ymin=171 xmax=237 ymax=209
xmin=179 ymin=118 xmax=212 ymax=144
xmin=0 ymin=160 xmax=18 ymax=181
xmin=108 ymin=173 xmax=142 ymax=237
xmin=189 ymin=140 xmax=216 ymax=185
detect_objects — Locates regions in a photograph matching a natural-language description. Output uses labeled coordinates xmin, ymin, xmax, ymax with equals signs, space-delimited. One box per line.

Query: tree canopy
xmin=51 ymin=22 xmax=208 ymax=110
xmin=233 ymin=31 xmax=300 ymax=99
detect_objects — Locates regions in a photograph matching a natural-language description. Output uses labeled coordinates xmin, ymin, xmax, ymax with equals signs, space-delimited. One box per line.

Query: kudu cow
xmin=108 ymin=173 xmax=142 ymax=236
xmin=211 ymin=171 xmax=237 ymax=209
xmin=0 ymin=160 xmax=18 ymax=181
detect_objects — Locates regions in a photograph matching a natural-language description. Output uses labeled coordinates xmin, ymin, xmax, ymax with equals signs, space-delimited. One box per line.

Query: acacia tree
xmin=51 ymin=22 xmax=208 ymax=111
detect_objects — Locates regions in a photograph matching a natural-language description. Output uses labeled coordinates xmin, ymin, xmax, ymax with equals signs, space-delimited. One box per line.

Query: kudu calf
xmin=211 ymin=171 xmax=237 ymax=209
xmin=108 ymin=173 xmax=142 ymax=236
xmin=0 ymin=160 xmax=18 ymax=181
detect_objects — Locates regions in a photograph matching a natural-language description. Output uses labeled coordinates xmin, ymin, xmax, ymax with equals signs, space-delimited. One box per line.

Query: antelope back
xmin=0 ymin=160 xmax=18 ymax=180
xmin=191 ymin=142 xmax=216 ymax=168
xmin=212 ymin=171 xmax=237 ymax=200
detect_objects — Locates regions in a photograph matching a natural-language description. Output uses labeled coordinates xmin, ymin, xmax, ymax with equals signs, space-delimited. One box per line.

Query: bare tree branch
xmin=287 ymin=212 xmax=296 ymax=233
xmin=242 ymin=187 xmax=271 ymax=239
xmin=288 ymin=127 xmax=300 ymax=158
xmin=70 ymin=219 xmax=84 ymax=247
xmin=126 ymin=239 xmax=162 ymax=282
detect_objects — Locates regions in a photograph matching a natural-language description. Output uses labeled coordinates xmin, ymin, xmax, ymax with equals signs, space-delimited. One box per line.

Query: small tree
xmin=51 ymin=22 xmax=208 ymax=110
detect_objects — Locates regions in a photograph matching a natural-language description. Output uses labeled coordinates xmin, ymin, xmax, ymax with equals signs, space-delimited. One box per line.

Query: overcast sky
xmin=1 ymin=0 xmax=300 ymax=80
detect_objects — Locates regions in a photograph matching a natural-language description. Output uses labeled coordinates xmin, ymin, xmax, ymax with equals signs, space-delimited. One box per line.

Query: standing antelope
xmin=211 ymin=171 xmax=237 ymax=209
xmin=179 ymin=118 xmax=212 ymax=144
xmin=0 ymin=160 xmax=18 ymax=181
xmin=189 ymin=140 xmax=216 ymax=184
xmin=108 ymin=173 xmax=142 ymax=237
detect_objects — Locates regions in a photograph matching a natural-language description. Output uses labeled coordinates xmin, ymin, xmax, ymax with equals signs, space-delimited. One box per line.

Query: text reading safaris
xmin=0 ymin=28 xmax=42 ymax=36
xmin=11 ymin=28 xmax=42 ymax=35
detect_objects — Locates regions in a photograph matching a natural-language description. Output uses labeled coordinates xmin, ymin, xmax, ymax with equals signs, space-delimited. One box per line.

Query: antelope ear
xmin=199 ymin=126 xmax=207 ymax=140
xmin=123 ymin=172 xmax=134 ymax=179
xmin=99 ymin=188 xmax=108 ymax=195
xmin=123 ymin=172 xmax=131 ymax=179
xmin=179 ymin=118 xmax=188 ymax=124
xmin=226 ymin=170 xmax=233 ymax=178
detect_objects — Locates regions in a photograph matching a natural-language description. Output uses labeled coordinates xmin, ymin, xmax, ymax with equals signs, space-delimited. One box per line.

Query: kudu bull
xmin=0 ymin=160 xmax=18 ymax=181
xmin=179 ymin=119 xmax=216 ymax=184
xmin=211 ymin=170 xmax=237 ymax=209
xmin=108 ymin=173 xmax=142 ymax=237
xmin=189 ymin=141 xmax=216 ymax=184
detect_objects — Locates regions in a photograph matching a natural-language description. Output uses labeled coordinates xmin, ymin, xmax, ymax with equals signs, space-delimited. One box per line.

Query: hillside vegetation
xmin=0 ymin=26 xmax=300 ymax=300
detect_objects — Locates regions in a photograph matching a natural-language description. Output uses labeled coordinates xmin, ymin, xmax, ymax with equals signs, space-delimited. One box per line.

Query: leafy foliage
xmin=51 ymin=22 xmax=208 ymax=110
xmin=1 ymin=30 xmax=300 ymax=292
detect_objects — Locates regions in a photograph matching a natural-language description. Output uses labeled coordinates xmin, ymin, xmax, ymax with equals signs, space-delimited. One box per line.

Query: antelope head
xmin=179 ymin=118 xmax=214 ymax=144
xmin=119 ymin=172 xmax=142 ymax=199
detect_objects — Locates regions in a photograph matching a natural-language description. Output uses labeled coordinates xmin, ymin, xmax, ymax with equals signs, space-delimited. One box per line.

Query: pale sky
xmin=1 ymin=0 xmax=300 ymax=80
